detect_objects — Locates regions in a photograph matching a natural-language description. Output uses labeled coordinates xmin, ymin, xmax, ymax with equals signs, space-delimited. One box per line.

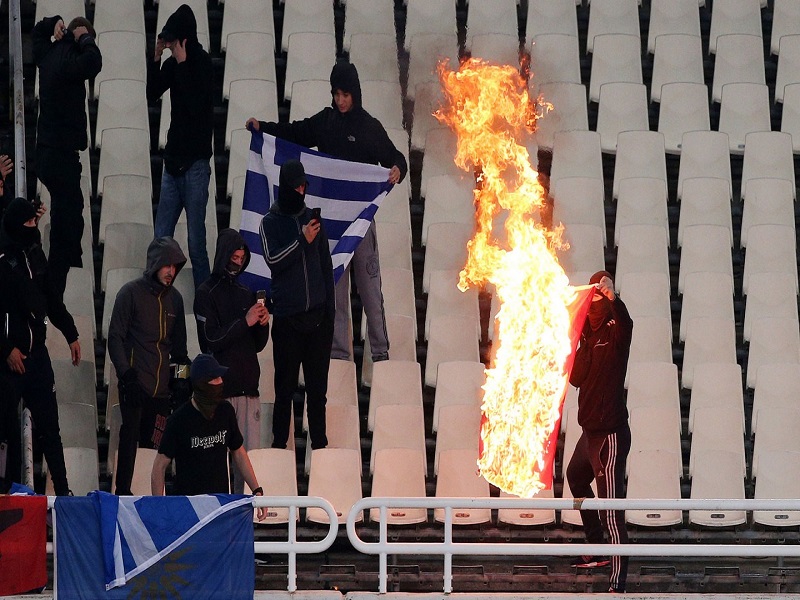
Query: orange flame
xmin=435 ymin=58 xmax=579 ymax=497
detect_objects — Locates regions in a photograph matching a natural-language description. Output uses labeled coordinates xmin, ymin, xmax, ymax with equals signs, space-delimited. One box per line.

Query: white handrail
xmin=347 ymin=496 xmax=800 ymax=593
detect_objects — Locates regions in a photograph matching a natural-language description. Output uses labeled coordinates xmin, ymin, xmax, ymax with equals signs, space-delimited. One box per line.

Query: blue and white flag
xmin=237 ymin=131 xmax=394 ymax=293
xmin=55 ymin=492 xmax=255 ymax=600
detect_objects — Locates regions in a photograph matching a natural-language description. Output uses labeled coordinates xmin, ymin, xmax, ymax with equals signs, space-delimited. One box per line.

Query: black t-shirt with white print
xmin=158 ymin=400 xmax=244 ymax=495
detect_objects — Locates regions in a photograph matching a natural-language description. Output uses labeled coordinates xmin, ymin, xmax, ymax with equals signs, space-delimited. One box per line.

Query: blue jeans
xmin=155 ymin=159 xmax=212 ymax=289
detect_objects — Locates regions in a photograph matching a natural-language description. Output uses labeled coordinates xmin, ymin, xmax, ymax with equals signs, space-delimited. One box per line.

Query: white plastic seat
xmin=688 ymin=362 xmax=745 ymax=435
xmin=751 ymin=364 xmax=800 ymax=432
xmin=342 ymin=0 xmax=395 ymax=53
xmin=586 ymin=0 xmax=640 ymax=53
xmin=743 ymin=272 xmax=798 ymax=343
xmin=361 ymin=267 xmax=416 ymax=341
xmin=304 ymin=404 xmax=361 ymax=475
xmin=425 ymin=270 xmax=480 ymax=340
xmin=747 ymin=317 xmax=800 ymax=389
xmin=376 ymin=221 xmax=413 ymax=272
xmin=226 ymin=128 xmax=251 ymax=199
xmin=368 ymin=360 xmax=423 ymax=430
xmin=432 ymin=361 xmax=485 ymax=432
xmin=556 ymin=223 xmax=605 ymax=277
xmin=775 ymin=35 xmax=800 ymax=103
xmin=248 ymin=448 xmax=298 ymax=523
xmin=94 ymin=79 xmax=148 ymax=149
xmin=410 ymin=81 xmax=445 ymax=151
xmin=680 ymin=272 xmax=735 ymax=341
xmin=52 ymin=358 xmax=97 ymax=428
xmin=708 ymin=0 xmax=763 ymax=55
xmin=422 ymin=222 xmax=472 ymax=292
xmin=375 ymin=175 xmax=411 ymax=234
xmin=101 ymin=223 xmax=152 ymax=291
xmin=63 ymin=268 xmax=96 ymax=337
xmin=421 ymin=174 xmax=475 ymax=244
xmin=612 ymin=131 xmax=666 ymax=200
xmin=425 ymin=315 xmax=481 ymax=387
xmin=34 ymin=0 xmax=85 ymax=25
xmin=45 ymin=447 xmax=98 ymax=497
xmin=93 ymin=1 xmax=145 ymax=38
xmin=420 ymin=128 xmax=462 ymax=198
xmin=650 ymin=34 xmax=704 ymax=103
xmin=223 ymin=33 xmax=277 ymax=101
xmin=596 ymin=83 xmax=649 ymax=153
xmin=681 ymin=317 xmax=738 ymax=389
xmin=307 ymin=448 xmax=363 ymax=524
xmin=526 ymin=0 xmax=578 ymax=42
xmin=406 ymin=33 xmax=459 ymax=102
xmin=614 ymin=177 xmax=668 ymax=247
xmin=280 ymin=0 xmax=334 ymax=53
xmin=59 ymin=402 xmax=97 ymax=452
xmin=688 ymin=450 xmax=746 ymax=527
xmin=614 ymin=224 xmax=670 ymax=294
xmin=369 ymin=448 xmax=428 ymax=525
xmin=93 ymin=31 xmax=146 ymax=98
xmin=618 ymin=271 xmax=671 ymax=321
xmin=689 ymin=407 xmax=745 ymax=477
xmin=361 ymin=314 xmax=417 ymax=387
xmin=678 ymin=224 xmax=733 ymax=294
xmin=626 ymin=362 xmax=679 ymax=415
xmin=771 ymin=0 xmax=800 ymax=55
xmin=718 ymin=82 xmax=771 ymax=154
xmin=110 ymin=448 xmax=157 ymax=496
xmin=348 ymin=33 xmax=400 ymax=86
xmin=781 ymin=82 xmax=800 ymax=149
xmin=740 ymin=132 xmax=796 ymax=202
xmin=647 ymin=0 xmax=701 ymax=53
xmin=626 ymin=316 xmax=673 ymax=384
xmin=741 ymin=178 xmax=795 ymax=248
xmin=464 ymin=0 xmax=518 ymax=51
xmin=97 ymin=127 xmax=151 ymax=198
xmin=361 ymin=80 xmax=404 ymax=130
xmin=220 ymin=0 xmax=275 ymax=53
xmin=712 ymin=34 xmax=766 ymax=103
xmin=629 ymin=406 xmax=683 ymax=476
xmin=226 ymin=79 xmax=278 ymax=150
xmin=434 ymin=404 xmax=481 ymax=475
xmin=743 ymin=224 xmax=798 ymax=295
xmin=753 ymin=450 xmax=800 ymax=527
xmin=98 ymin=174 xmax=153 ymax=244
xmin=434 ymin=448 xmax=491 ymax=525
xmin=468 ymin=33 xmax=521 ymax=67
xmin=678 ymin=177 xmax=733 ymax=247
xmin=528 ymin=34 xmax=581 ymax=98
xmin=404 ymin=0 xmax=457 ymax=51
xmin=550 ymin=130 xmax=603 ymax=188
xmin=288 ymin=80 xmax=331 ymax=122
xmin=371 ymin=404 xmax=427 ymax=476
xmin=498 ymin=488 xmax=556 ymax=527
xmin=589 ymin=33 xmax=643 ymax=102
xmin=625 ymin=450 xmax=683 ymax=527
xmin=533 ymin=82 xmax=589 ymax=151
xmin=751 ymin=408 xmax=800 ymax=477
xmin=284 ymin=32 xmax=335 ymax=103
xmin=551 ymin=176 xmax=606 ymax=241
xmin=658 ymin=82 xmax=710 ymax=154
xmin=677 ymin=132 xmax=732 ymax=199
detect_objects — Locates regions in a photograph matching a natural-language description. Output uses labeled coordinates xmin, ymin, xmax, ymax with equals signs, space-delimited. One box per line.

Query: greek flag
xmin=237 ymin=131 xmax=394 ymax=293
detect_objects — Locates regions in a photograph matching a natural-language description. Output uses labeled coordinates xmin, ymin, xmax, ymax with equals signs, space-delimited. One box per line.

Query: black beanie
xmin=2 ymin=197 xmax=37 ymax=241
xmin=330 ymin=62 xmax=362 ymax=108
xmin=589 ymin=270 xmax=613 ymax=285
xmin=277 ymin=160 xmax=307 ymax=215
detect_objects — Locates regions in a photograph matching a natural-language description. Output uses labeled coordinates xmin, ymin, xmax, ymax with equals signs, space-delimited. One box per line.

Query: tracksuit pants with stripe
xmin=567 ymin=423 xmax=631 ymax=592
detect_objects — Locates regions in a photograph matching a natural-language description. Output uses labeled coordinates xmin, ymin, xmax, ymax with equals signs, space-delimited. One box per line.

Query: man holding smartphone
xmin=194 ymin=229 xmax=270 ymax=493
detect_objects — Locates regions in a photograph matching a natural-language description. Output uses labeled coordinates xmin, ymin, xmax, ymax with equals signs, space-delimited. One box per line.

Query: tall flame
xmin=435 ymin=58 xmax=582 ymax=497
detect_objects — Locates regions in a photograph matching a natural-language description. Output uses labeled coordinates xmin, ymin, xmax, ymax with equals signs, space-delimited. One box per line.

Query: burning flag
xmin=435 ymin=58 xmax=595 ymax=497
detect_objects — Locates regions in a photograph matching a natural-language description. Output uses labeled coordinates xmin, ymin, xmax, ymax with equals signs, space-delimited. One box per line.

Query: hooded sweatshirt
xmin=260 ymin=62 xmax=408 ymax=179
xmin=0 ymin=198 xmax=78 ymax=360
xmin=146 ymin=4 xmax=213 ymax=172
xmin=194 ymin=229 xmax=270 ymax=397
xmin=32 ymin=15 xmax=102 ymax=151
xmin=107 ymin=237 xmax=189 ymax=399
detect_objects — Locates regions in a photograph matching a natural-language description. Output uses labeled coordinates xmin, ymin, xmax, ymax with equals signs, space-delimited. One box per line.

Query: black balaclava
xmin=193 ymin=380 xmax=225 ymax=419
xmin=2 ymin=197 xmax=40 ymax=248
xmin=276 ymin=159 xmax=307 ymax=216
xmin=226 ymin=245 xmax=246 ymax=277
xmin=587 ymin=270 xmax=613 ymax=332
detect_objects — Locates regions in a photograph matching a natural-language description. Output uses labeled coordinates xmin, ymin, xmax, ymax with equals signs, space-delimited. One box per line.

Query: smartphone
xmin=311 ymin=207 xmax=321 ymax=222
xmin=256 ymin=290 xmax=267 ymax=306
xmin=31 ymin=197 xmax=42 ymax=212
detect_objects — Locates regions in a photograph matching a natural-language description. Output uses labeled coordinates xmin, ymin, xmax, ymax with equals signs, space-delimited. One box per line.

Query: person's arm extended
xmin=151 ymin=452 xmax=171 ymax=495
xmin=62 ymin=29 xmax=102 ymax=81
xmin=373 ymin=121 xmax=408 ymax=183
xmin=194 ymin=288 xmax=250 ymax=353
xmin=249 ymin=110 xmax=327 ymax=150
xmin=32 ymin=15 xmax=60 ymax=65
xmin=231 ymin=446 xmax=266 ymax=521
xmin=146 ymin=53 xmax=173 ymax=103
xmin=609 ymin=294 xmax=633 ymax=349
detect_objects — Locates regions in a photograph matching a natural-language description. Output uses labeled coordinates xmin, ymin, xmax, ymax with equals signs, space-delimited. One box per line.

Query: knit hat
xmin=589 ymin=270 xmax=613 ymax=285
xmin=190 ymin=353 xmax=228 ymax=384
xmin=279 ymin=159 xmax=307 ymax=190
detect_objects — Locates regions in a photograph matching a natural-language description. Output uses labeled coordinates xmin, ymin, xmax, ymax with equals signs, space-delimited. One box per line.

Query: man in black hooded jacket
xmin=33 ymin=15 xmax=101 ymax=299
xmin=259 ymin=160 xmax=335 ymax=452
xmin=194 ymin=228 xmax=270 ymax=492
xmin=247 ymin=61 xmax=406 ymax=364
xmin=0 ymin=198 xmax=81 ymax=495
xmin=107 ymin=237 xmax=190 ymax=495
xmin=147 ymin=4 xmax=214 ymax=290
xmin=567 ymin=270 xmax=633 ymax=594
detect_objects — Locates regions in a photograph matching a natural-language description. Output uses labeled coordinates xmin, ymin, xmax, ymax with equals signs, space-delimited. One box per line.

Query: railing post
xmin=9 ymin=0 xmax=26 ymax=195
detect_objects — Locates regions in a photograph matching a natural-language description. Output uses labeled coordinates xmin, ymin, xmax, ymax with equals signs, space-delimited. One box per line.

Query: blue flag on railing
xmin=55 ymin=492 xmax=255 ymax=600
xmin=237 ymin=131 xmax=394 ymax=293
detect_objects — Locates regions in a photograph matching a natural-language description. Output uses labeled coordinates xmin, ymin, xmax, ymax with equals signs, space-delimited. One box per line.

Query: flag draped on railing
xmin=0 ymin=493 xmax=47 ymax=596
xmin=237 ymin=131 xmax=394 ymax=293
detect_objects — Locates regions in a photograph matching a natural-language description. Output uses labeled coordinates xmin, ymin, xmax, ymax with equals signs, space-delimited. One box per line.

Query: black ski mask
xmin=194 ymin=380 xmax=225 ymax=419
xmin=277 ymin=159 xmax=307 ymax=216
xmin=587 ymin=270 xmax=614 ymax=331
xmin=2 ymin=197 xmax=40 ymax=248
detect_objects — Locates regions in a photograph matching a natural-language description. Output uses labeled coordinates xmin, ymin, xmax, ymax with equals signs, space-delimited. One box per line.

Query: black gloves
xmin=119 ymin=369 xmax=145 ymax=409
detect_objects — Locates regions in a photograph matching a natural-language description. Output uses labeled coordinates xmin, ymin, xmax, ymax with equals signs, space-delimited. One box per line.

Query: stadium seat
xmin=368 ymin=360 xmax=423 ymax=430
xmin=718 ymin=82 xmax=771 ymax=153
xmin=647 ymin=0 xmax=701 ymax=53
xmin=651 ymin=33 xmax=704 ymax=103
xmin=614 ymin=224 xmax=670 ymax=294
xmin=288 ymin=80 xmax=330 ymax=122
xmin=305 ymin=404 xmax=361 ymax=475
xmin=626 ymin=361 xmax=680 ymax=414
xmin=688 ymin=407 xmax=745 ymax=477
xmin=226 ymin=79 xmax=278 ymax=150
xmin=425 ymin=315 xmax=481 ymax=387
xmin=101 ymin=223 xmax=152 ymax=291
xmin=741 ymin=178 xmax=795 ymax=248
xmin=97 ymin=127 xmax=152 ymax=198
xmin=597 ymin=82 xmax=649 ymax=153
xmin=434 ymin=403 xmax=481 ymax=475
xmin=361 ymin=266 xmax=416 ymax=341
xmin=247 ymin=448 xmax=298 ymax=524
xmin=708 ymin=0 xmax=763 ymax=55
xmin=626 ymin=316 xmax=673 ymax=385
xmin=771 ymin=0 xmax=800 ymax=55
xmin=711 ymin=34 xmax=765 ymax=103
xmin=680 ymin=272 xmax=735 ymax=341
xmin=342 ymin=0 xmax=396 ymax=53
xmin=677 ymin=177 xmax=732 ymax=247
xmin=468 ymin=33 xmax=521 ymax=67
xmin=550 ymin=131 xmax=604 ymax=187
xmin=747 ymin=317 xmax=800 ymax=389
xmin=93 ymin=32 xmax=146 ymax=98
xmin=420 ymin=128 xmax=461 ymax=198
xmin=614 ymin=177 xmax=668 ymax=247
xmin=588 ymin=33 xmax=642 ymax=102
xmin=406 ymin=33 xmax=459 ymax=102
xmin=612 ymin=131 xmax=666 ymax=200
xmin=227 ymin=128 xmax=251 ymax=199
xmin=57 ymin=401 xmax=97 ymax=453
xmin=551 ymin=176 xmax=606 ymax=242
xmin=677 ymin=131 xmax=732 ymax=200
xmin=307 ymin=448 xmax=363 ymax=524
xmin=688 ymin=362 xmax=745 ymax=435
xmin=369 ymin=448 xmax=428 ymax=525
xmin=743 ymin=273 xmax=798 ymax=344
xmin=464 ymin=0 xmax=518 ymax=52
xmin=421 ymin=175 xmax=474 ymax=244
xmin=46 ymin=447 xmax=98 ymax=497
xmin=280 ymin=0 xmax=334 ymax=53
xmin=63 ymin=267 xmax=96 ymax=337
xmin=586 ymin=0 xmax=640 ymax=54
xmin=404 ymin=0 xmax=458 ymax=51
xmin=629 ymin=406 xmax=683 ymax=477
xmin=422 ymin=222 xmax=472 ymax=292
xmin=93 ymin=0 xmax=145 ymax=37
xmin=411 ymin=81 xmax=446 ymax=151
xmin=98 ymin=174 xmax=153 ymax=244
xmin=425 ymin=270 xmax=480 ymax=340
xmin=526 ymin=0 xmax=578 ymax=43
xmin=432 ymin=361 xmax=486 ymax=432
xmin=371 ymin=404 xmax=427 ymax=475
xmin=688 ymin=450 xmax=746 ymax=527
xmin=224 ymin=33 xmax=277 ymax=101
xmin=361 ymin=80 xmax=404 ymax=130
xmin=498 ymin=488 xmax=556 ymax=527
xmin=681 ymin=317 xmax=737 ymax=389
xmin=678 ymin=224 xmax=733 ymax=294
xmin=361 ymin=314 xmax=417 ymax=387
xmin=618 ymin=271 xmax=671 ymax=321
xmin=658 ymin=82 xmax=711 ymax=154
xmin=742 ymin=223 xmax=798 ymax=295
xmin=95 ymin=79 xmax=148 ymax=149
xmin=528 ymin=34 xmax=582 ymax=96
xmin=625 ymin=449 xmax=683 ymax=527
xmin=533 ymin=82 xmax=589 ymax=151
xmin=220 ymin=0 xmax=275 ymax=53
xmin=556 ymin=223 xmax=606 ymax=277
xmin=348 ymin=33 xmax=400 ymax=86
xmin=753 ymin=450 xmax=800 ymax=527
xmin=775 ymin=35 xmax=800 ymax=103
xmin=751 ymin=407 xmax=800 ymax=477
xmin=740 ymin=132 xmax=796 ymax=202
xmin=434 ymin=448 xmax=491 ymax=525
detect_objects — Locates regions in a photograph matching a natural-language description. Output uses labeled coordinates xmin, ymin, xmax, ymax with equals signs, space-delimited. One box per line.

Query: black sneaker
xmin=571 ymin=555 xmax=610 ymax=568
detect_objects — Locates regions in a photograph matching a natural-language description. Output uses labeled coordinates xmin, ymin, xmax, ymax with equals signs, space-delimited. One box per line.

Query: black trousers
xmin=271 ymin=314 xmax=333 ymax=450
xmin=567 ymin=424 xmax=631 ymax=592
xmin=114 ymin=390 xmax=170 ymax=495
xmin=36 ymin=145 xmax=85 ymax=297
xmin=0 ymin=346 xmax=69 ymax=495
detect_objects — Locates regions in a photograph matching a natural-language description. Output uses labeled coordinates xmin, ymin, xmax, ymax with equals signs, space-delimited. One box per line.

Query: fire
xmin=435 ymin=58 xmax=583 ymax=497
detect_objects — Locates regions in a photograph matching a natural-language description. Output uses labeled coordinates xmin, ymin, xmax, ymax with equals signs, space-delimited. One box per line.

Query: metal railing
xmin=347 ymin=496 xmax=800 ymax=593
xmin=9 ymin=0 xmax=26 ymax=193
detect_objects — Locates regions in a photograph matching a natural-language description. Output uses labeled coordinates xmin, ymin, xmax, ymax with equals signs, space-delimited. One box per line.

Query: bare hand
xmin=595 ymin=276 xmax=615 ymax=301
xmin=246 ymin=118 xmax=260 ymax=132
xmin=256 ymin=506 xmax=267 ymax=521
xmin=171 ymin=39 xmax=187 ymax=63
xmin=302 ymin=220 xmax=320 ymax=244
xmin=72 ymin=25 xmax=89 ymax=39
xmin=6 ymin=348 xmax=26 ymax=374
xmin=0 ymin=155 xmax=13 ymax=180
xmin=53 ymin=19 xmax=66 ymax=41
xmin=154 ymin=37 xmax=166 ymax=61
xmin=69 ymin=340 xmax=81 ymax=366
xmin=387 ymin=165 xmax=401 ymax=184
xmin=245 ymin=303 xmax=268 ymax=327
